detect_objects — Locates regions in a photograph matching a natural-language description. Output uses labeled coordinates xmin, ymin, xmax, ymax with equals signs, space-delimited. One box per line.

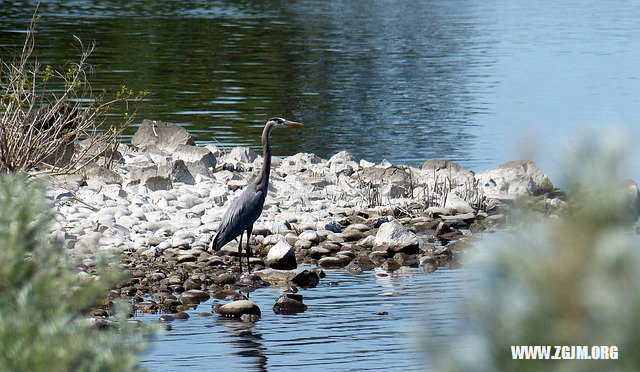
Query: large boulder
xmin=131 ymin=120 xmax=195 ymax=153
xmin=273 ymin=293 xmax=307 ymax=314
xmin=254 ymin=268 xmax=320 ymax=288
xmin=475 ymin=160 xmax=553 ymax=198
xmin=127 ymin=165 xmax=172 ymax=191
xmin=126 ymin=160 xmax=196 ymax=190
xmin=84 ymin=164 xmax=123 ymax=187
xmin=217 ymin=300 xmax=261 ymax=319
xmin=172 ymin=144 xmax=217 ymax=169
xmin=159 ymin=160 xmax=195 ymax=185
xmin=265 ymin=240 xmax=297 ymax=270
xmin=74 ymin=137 xmax=124 ymax=165
xmin=358 ymin=166 xmax=413 ymax=198
xmin=328 ymin=151 xmax=354 ymax=164
xmin=622 ymin=179 xmax=640 ymax=217
xmin=277 ymin=152 xmax=324 ymax=174
xmin=420 ymin=159 xmax=475 ymax=189
xmin=373 ymin=219 xmax=420 ymax=254
xmin=225 ymin=147 xmax=258 ymax=164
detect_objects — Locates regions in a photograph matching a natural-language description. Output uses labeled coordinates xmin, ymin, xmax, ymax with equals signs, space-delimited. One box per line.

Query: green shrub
xmin=0 ymin=173 xmax=152 ymax=371
xmin=431 ymin=133 xmax=640 ymax=371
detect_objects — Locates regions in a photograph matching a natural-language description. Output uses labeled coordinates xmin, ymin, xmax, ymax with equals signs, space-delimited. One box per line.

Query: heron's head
xmin=267 ymin=117 xmax=305 ymax=128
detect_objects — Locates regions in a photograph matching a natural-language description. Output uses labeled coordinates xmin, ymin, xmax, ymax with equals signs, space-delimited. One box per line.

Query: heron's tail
xmin=210 ymin=233 xmax=221 ymax=252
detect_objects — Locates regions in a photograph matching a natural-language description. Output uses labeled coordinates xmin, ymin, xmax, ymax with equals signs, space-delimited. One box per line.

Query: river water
xmin=2 ymin=1 xmax=640 ymax=370
xmin=2 ymin=1 xmax=640 ymax=174
xmin=138 ymin=267 xmax=466 ymax=371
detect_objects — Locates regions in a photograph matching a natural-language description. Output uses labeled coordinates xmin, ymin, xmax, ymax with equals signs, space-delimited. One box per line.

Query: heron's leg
xmin=246 ymin=225 xmax=253 ymax=273
xmin=238 ymin=233 xmax=243 ymax=272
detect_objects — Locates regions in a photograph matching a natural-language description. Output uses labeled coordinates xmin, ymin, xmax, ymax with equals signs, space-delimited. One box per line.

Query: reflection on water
xmin=139 ymin=267 xmax=465 ymax=371
xmin=3 ymin=1 xmax=640 ymax=172
xmin=221 ymin=321 xmax=267 ymax=371
xmin=3 ymin=1 xmax=640 ymax=368
xmin=0 ymin=1 xmax=489 ymax=170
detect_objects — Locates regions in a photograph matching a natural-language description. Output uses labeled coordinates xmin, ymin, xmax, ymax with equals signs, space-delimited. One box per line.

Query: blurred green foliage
xmin=0 ymin=173 xmax=152 ymax=371
xmin=434 ymin=133 xmax=640 ymax=371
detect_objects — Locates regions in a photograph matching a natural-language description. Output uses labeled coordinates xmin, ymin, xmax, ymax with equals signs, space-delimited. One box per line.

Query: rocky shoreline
xmin=45 ymin=119 xmax=581 ymax=321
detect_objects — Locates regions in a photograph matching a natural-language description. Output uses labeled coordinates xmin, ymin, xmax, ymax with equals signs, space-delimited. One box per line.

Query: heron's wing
xmin=213 ymin=185 xmax=265 ymax=249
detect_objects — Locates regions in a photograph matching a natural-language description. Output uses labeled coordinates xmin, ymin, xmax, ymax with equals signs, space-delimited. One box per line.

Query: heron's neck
xmin=256 ymin=123 xmax=273 ymax=191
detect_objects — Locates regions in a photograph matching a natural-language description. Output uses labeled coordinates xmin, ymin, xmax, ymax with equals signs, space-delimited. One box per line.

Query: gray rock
xmin=74 ymin=137 xmax=124 ymax=164
xmin=226 ymin=147 xmax=258 ymax=164
xmin=308 ymin=246 xmax=331 ymax=259
xmin=84 ymin=164 xmax=122 ymax=187
xmin=342 ymin=229 xmax=366 ymax=241
xmin=214 ymin=273 xmax=237 ymax=286
xmin=347 ymin=223 xmax=371 ymax=232
xmin=254 ymin=268 xmax=320 ymax=288
xmin=357 ymin=235 xmax=375 ymax=249
xmin=204 ymin=144 xmax=221 ymax=158
xmin=442 ymin=194 xmax=475 ymax=214
xmin=127 ymin=165 xmax=172 ymax=191
xmin=217 ymin=300 xmax=261 ymax=319
xmin=176 ymin=253 xmax=197 ymax=263
xmin=328 ymin=151 xmax=354 ymax=164
xmin=421 ymin=159 xmax=475 ymax=188
xmin=101 ymin=184 xmax=127 ymax=199
xmin=318 ymin=256 xmax=347 ymax=268
xmin=159 ymin=160 xmax=195 ymax=185
xmin=51 ymin=174 xmax=84 ymax=192
xmin=294 ymin=239 xmax=313 ymax=250
xmin=476 ymin=160 xmax=553 ymax=198
xmin=131 ymin=119 xmax=195 ymax=153
xmin=183 ymin=289 xmax=210 ymax=302
xmin=172 ymin=144 xmax=217 ymax=168
xmin=358 ymin=166 xmax=413 ymax=198
xmin=273 ymin=293 xmax=307 ymax=314
xmin=298 ymin=230 xmax=319 ymax=244
xmin=320 ymin=221 xmax=342 ymax=233
xmin=373 ymin=219 xmax=420 ymax=254
xmin=622 ymin=179 xmax=640 ymax=216
xmin=265 ymin=240 xmax=297 ymax=270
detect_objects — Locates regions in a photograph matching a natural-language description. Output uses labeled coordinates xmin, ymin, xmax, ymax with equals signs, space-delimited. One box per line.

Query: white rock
xmin=475 ymin=160 xmax=553 ymax=198
xmin=172 ymin=144 xmax=216 ymax=168
xmin=145 ymin=210 xmax=169 ymax=222
xmin=265 ymin=240 xmax=297 ymax=270
xmin=373 ymin=219 xmax=420 ymax=254
xmin=298 ymin=230 xmax=319 ymax=244
xmin=226 ymin=147 xmax=258 ymax=163
xmin=443 ymin=194 xmax=475 ymax=214
xmin=328 ymin=151 xmax=353 ymax=164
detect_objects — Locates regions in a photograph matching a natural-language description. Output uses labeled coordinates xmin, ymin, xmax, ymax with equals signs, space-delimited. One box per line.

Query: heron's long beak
xmin=284 ymin=120 xmax=304 ymax=127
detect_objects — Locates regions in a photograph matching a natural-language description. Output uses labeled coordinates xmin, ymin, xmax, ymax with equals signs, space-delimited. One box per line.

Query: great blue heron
xmin=210 ymin=117 xmax=304 ymax=273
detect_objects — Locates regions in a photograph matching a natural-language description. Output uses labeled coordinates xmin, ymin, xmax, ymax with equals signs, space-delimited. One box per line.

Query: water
xmin=2 ymin=1 xmax=640 ymax=370
xmin=139 ymin=267 xmax=466 ymax=371
xmin=3 ymin=1 xmax=640 ymax=175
